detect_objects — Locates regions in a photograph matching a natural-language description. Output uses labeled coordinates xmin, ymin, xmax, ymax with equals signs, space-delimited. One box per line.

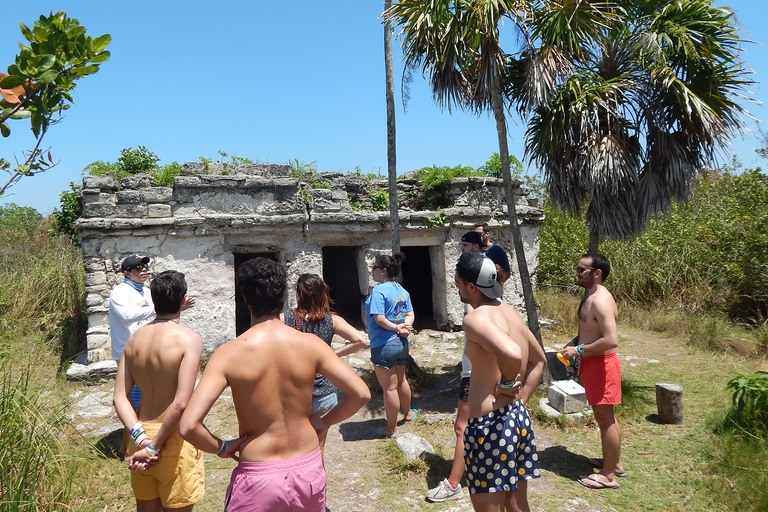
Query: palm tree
xmin=384 ymin=2 xmax=401 ymax=253
xmin=385 ymin=0 xmax=543 ymax=343
xmin=510 ymin=0 xmax=754 ymax=253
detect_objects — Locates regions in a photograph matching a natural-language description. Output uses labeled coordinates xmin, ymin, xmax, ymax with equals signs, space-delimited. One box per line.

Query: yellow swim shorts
xmin=127 ymin=422 xmax=205 ymax=508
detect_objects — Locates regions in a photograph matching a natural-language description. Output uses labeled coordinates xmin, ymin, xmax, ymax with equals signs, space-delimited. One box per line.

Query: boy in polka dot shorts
xmin=455 ymin=253 xmax=546 ymax=512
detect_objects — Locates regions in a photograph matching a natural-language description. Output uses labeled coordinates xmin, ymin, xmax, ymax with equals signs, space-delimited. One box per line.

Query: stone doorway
xmin=234 ymin=252 xmax=278 ymax=336
xmin=401 ymin=246 xmax=436 ymax=330
xmin=322 ymin=246 xmax=364 ymax=329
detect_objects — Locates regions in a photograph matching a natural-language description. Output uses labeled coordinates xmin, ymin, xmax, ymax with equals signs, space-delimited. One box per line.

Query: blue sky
xmin=2 ymin=1 xmax=767 ymax=214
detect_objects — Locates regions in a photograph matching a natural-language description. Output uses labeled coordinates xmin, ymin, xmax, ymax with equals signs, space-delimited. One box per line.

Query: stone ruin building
xmin=76 ymin=162 xmax=543 ymax=364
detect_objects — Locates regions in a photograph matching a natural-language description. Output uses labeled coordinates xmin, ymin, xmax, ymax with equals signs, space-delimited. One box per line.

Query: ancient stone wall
xmin=76 ymin=163 xmax=543 ymax=363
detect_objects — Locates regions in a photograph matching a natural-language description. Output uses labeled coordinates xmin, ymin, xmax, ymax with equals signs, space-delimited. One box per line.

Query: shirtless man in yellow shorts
xmin=114 ymin=270 xmax=204 ymax=511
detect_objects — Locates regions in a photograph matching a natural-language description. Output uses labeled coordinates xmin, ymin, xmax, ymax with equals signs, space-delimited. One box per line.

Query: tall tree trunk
xmin=384 ymin=6 xmax=400 ymax=254
xmin=491 ymin=72 xmax=544 ymax=354
xmin=588 ymin=228 xmax=599 ymax=254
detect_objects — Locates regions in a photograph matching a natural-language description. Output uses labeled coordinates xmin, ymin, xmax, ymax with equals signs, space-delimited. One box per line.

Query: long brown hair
xmin=295 ymin=273 xmax=332 ymax=321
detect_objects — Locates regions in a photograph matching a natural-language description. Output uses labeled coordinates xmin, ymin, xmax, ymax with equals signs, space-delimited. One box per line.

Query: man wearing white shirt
xmin=109 ymin=255 xmax=156 ymax=362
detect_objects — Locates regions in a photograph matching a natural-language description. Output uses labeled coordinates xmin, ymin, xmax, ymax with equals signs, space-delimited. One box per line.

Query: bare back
xmin=122 ymin=320 xmax=202 ymax=422
xmin=204 ymin=319 xmax=341 ymax=461
xmin=464 ymin=301 xmax=532 ymax=418
xmin=578 ymin=284 xmax=619 ymax=353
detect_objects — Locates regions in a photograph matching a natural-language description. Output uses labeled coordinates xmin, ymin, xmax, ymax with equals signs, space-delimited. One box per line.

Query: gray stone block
xmin=180 ymin=162 xmax=204 ymax=175
xmin=116 ymin=204 xmax=147 ymax=218
xmin=656 ymin=383 xmax=684 ymax=424
xmin=83 ymin=202 xmax=116 ymax=218
xmin=120 ymin=174 xmax=152 ymax=189
xmin=548 ymin=380 xmax=588 ymax=414
xmin=116 ymin=190 xmax=141 ymax=204
xmin=147 ymin=204 xmax=172 ymax=218
xmin=142 ymin=187 xmax=173 ymax=203
xmin=82 ymin=176 xmax=118 ymax=189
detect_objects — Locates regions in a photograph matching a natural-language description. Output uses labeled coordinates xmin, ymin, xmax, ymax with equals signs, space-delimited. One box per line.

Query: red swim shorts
xmin=579 ymin=352 xmax=622 ymax=405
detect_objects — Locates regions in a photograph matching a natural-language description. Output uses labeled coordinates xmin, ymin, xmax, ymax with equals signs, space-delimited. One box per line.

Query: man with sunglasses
xmin=110 ymin=255 xmax=156 ymax=458
xmin=560 ymin=253 xmax=624 ymax=490
xmin=109 ymin=255 xmax=156 ymax=363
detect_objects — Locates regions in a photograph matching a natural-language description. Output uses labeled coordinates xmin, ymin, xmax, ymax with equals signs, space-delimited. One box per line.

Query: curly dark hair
xmin=237 ymin=257 xmax=286 ymax=317
xmin=374 ymin=252 xmax=407 ymax=279
xmin=150 ymin=270 xmax=187 ymax=315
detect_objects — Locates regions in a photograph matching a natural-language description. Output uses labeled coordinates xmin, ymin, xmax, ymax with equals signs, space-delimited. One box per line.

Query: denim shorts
xmin=311 ymin=392 xmax=338 ymax=417
xmin=370 ymin=337 xmax=409 ymax=370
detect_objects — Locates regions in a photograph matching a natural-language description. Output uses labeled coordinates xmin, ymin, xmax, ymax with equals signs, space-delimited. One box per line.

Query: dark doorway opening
xmin=322 ymin=247 xmax=364 ymax=329
xmin=234 ymin=252 xmax=277 ymax=336
xmin=401 ymin=246 xmax=435 ymax=330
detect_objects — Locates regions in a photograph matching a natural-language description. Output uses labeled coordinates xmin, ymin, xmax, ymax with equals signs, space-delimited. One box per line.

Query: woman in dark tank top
xmin=283 ymin=273 xmax=366 ymax=455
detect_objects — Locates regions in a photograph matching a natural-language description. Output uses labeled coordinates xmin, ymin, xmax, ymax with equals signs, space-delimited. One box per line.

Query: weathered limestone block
xmin=142 ymin=187 xmax=173 ymax=203
xmin=83 ymin=257 xmax=106 ymax=272
xmin=82 ymin=176 xmax=118 ymax=189
xmin=147 ymin=204 xmax=172 ymax=218
xmin=116 ymin=204 xmax=147 ymax=218
xmin=656 ymin=383 xmax=684 ymax=424
xmin=309 ymin=189 xmax=350 ymax=213
xmin=174 ymin=176 xmax=203 ymax=187
xmin=121 ymin=174 xmax=152 ymax=189
xmin=83 ymin=202 xmax=116 ymax=218
xmin=86 ymin=293 xmax=106 ymax=308
xmin=81 ymin=189 xmax=115 ymax=204
xmin=548 ymin=380 xmax=588 ymax=414
xmin=86 ymin=333 xmax=110 ymax=351
xmin=180 ymin=162 xmax=204 ymax=175
xmin=260 ymin=164 xmax=291 ymax=177
xmin=66 ymin=360 xmax=117 ymax=381
xmin=83 ymin=271 xmax=106 ymax=287
xmin=87 ymin=313 xmax=109 ymax=329
xmin=116 ymin=190 xmax=141 ymax=204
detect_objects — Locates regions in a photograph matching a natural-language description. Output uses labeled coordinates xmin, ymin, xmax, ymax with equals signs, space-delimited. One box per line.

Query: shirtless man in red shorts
xmin=179 ymin=257 xmax=370 ymax=512
xmin=560 ymin=253 xmax=624 ymax=490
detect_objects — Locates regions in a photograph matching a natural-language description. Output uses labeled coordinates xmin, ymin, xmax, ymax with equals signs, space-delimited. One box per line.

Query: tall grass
xmin=0 ymin=205 xmax=85 ymax=362
xmin=0 ymin=368 xmax=74 ymax=511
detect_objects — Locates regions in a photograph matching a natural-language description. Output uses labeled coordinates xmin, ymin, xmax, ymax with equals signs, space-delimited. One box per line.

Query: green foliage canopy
xmin=536 ymin=167 xmax=768 ymax=323
xmin=0 ymin=11 xmax=110 ymax=196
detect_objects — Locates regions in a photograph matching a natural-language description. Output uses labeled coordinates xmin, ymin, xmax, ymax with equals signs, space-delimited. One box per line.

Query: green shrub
xmin=412 ymin=164 xmax=485 ymax=209
xmin=290 ymin=159 xmax=330 ymax=189
xmin=724 ymin=371 xmax=768 ymax=437
xmin=476 ymin=152 xmax=523 ymax=180
xmin=536 ymin=169 xmax=768 ymax=324
xmin=51 ymin=183 xmax=82 ymax=245
xmin=367 ymin=188 xmax=389 ymax=211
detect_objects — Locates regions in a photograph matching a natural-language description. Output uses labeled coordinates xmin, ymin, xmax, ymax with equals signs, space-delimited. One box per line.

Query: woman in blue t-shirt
xmin=366 ymin=252 xmax=417 ymax=438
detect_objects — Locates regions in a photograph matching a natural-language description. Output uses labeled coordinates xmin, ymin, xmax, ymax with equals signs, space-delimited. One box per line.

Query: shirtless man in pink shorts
xmin=180 ymin=258 xmax=371 ymax=512
xmin=560 ymin=253 xmax=624 ymax=490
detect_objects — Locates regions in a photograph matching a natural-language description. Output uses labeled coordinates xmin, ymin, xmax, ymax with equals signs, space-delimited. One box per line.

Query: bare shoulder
xmin=594 ymin=285 xmax=618 ymax=310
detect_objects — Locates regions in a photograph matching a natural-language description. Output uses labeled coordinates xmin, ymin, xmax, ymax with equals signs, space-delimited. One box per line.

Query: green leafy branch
xmin=0 ymin=11 xmax=111 ymax=196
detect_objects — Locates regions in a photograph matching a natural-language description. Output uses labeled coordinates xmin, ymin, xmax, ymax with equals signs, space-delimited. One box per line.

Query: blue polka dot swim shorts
xmin=463 ymin=400 xmax=540 ymax=494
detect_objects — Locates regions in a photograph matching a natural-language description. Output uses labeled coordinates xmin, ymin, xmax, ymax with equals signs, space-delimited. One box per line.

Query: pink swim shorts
xmin=579 ymin=352 xmax=622 ymax=405
xmin=224 ymin=447 xmax=325 ymax=512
